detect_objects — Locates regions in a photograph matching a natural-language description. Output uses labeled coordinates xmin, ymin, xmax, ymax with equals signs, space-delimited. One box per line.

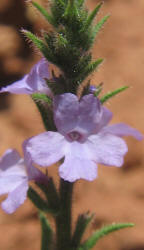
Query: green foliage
xmin=22 ymin=30 xmax=57 ymax=62
xmin=28 ymin=179 xmax=60 ymax=215
xmin=93 ymin=15 xmax=110 ymax=38
xmin=37 ymin=179 xmax=60 ymax=215
xmin=79 ymin=223 xmax=134 ymax=250
xmin=31 ymin=1 xmax=56 ymax=26
xmin=28 ymin=0 xmax=108 ymax=95
xmin=76 ymin=58 xmax=104 ymax=84
xmin=100 ymin=86 xmax=129 ymax=103
xmin=28 ymin=187 xmax=49 ymax=211
xmin=71 ymin=213 xmax=94 ymax=248
xmin=82 ymin=2 xmax=103 ymax=31
xmin=39 ymin=212 xmax=53 ymax=250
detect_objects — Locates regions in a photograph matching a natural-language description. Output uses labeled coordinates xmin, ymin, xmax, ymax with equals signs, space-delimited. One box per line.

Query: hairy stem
xmin=55 ymin=178 xmax=74 ymax=250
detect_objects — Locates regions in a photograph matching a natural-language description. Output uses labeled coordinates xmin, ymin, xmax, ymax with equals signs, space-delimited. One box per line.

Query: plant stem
xmin=55 ymin=178 xmax=74 ymax=250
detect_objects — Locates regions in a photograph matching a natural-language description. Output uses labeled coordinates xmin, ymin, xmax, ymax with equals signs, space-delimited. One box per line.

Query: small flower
xmin=25 ymin=93 xmax=143 ymax=182
xmin=0 ymin=148 xmax=46 ymax=213
xmin=0 ymin=59 xmax=51 ymax=96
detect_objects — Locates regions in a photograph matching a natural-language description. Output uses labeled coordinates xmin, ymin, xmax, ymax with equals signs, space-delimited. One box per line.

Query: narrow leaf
xmin=72 ymin=213 xmax=94 ymax=248
xmin=78 ymin=0 xmax=85 ymax=7
xmin=79 ymin=223 xmax=134 ymax=250
xmin=100 ymin=86 xmax=129 ymax=103
xmin=39 ymin=212 xmax=53 ymax=250
xmin=22 ymin=29 xmax=55 ymax=62
xmin=77 ymin=58 xmax=103 ymax=84
xmin=22 ymin=29 xmax=46 ymax=51
xmin=31 ymin=1 xmax=56 ymax=26
xmin=37 ymin=179 xmax=60 ymax=214
xmin=84 ymin=58 xmax=104 ymax=78
xmin=84 ymin=2 xmax=103 ymax=30
xmin=28 ymin=187 xmax=49 ymax=211
xmin=64 ymin=0 xmax=79 ymax=19
xmin=94 ymin=14 xmax=110 ymax=37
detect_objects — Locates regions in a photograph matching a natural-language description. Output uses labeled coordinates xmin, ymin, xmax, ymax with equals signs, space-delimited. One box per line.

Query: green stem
xmin=55 ymin=178 xmax=74 ymax=250
xmin=39 ymin=212 xmax=53 ymax=250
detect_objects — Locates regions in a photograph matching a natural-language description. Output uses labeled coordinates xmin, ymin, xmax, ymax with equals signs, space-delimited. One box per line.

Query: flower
xmin=0 ymin=58 xmax=51 ymax=96
xmin=0 ymin=148 xmax=46 ymax=213
xmin=25 ymin=93 xmax=143 ymax=182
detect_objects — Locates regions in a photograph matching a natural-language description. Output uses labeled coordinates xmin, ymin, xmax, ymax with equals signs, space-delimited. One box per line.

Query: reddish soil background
xmin=0 ymin=0 xmax=144 ymax=249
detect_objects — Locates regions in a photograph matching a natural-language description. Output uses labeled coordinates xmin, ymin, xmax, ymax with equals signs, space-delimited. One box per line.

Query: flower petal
xmin=59 ymin=141 xmax=97 ymax=182
xmin=25 ymin=132 xmax=66 ymax=166
xmin=0 ymin=149 xmax=27 ymax=195
xmin=27 ymin=58 xmax=50 ymax=95
xmin=94 ymin=107 xmax=113 ymax=133
xmin=88 ymin=133 xmax=128 ymax=167
xmin=102 ymin=123 xmax=143 ymax=140
xmin=1 ymin=180 xmax=28 ymax=214
xmin=54 ymin=93 xmax=79 ymax=134
xmin=0 ymin=59 xmax=51 ymax=95
xmin=0 ymin=76 xmax=32 ymax=94
xmin=0 ymin=149 xmax=26 ymax=177
xmin=23 ymin=140 xmax=49 ymax=182
xmin=78 ymin=94 xmax=102 ymax=134
xmin=0 ymin=176 xmax=27 ymax=195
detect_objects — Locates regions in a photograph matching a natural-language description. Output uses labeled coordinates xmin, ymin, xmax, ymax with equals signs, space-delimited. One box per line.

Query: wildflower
xmin=0 ymin=59 xmax=51 ymax=96
xmin=0 ymin=149 xmax=46 ymax=213
xmin=25 ymin=93 xmax=143 ymax=182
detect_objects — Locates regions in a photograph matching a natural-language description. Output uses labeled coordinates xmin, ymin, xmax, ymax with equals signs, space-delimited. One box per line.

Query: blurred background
xmin=0 ymin=0 xmax=144 ymax=249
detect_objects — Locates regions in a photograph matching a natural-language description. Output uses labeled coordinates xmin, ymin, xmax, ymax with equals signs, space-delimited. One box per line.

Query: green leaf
xmin=84 ymin=58 xmax=103 ymax=79
xmin=28 ymin=187 xmax=49 ymax=211
xmin=22 ymin=29 xmax=46 ymax=50
xmin=79 ymin=223 xmax=134 ymax=250
xmin=22 ymin=30 xmax=55 ymax=62
xmin=78 ymin=0 xmax=85 ymax=7
xmin=31 ymin=1 xmax=56 ymax=26
xmin=72 ymin=213 xmax=94 ymax=248
xmin=94 ymin=14 xmax=110 ymax=37
xmin=84 ymin=2 xmax=103 ymax=30
xmin=100 ymin=86 xmax=129 ymax=103
xmin=76 ymin=58 xmax=103 ymax=84
xmin=39 ymin=212 xmax=53 ymax=250
xmin=37 ymin=179 xmax=60 ymax=214
xmin=64 ymin=0 xmax=79 ymax=19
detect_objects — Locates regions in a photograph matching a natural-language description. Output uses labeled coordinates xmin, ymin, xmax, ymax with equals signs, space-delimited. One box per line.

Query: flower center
xmin=67 ymin=131 xmax=82 ymax=142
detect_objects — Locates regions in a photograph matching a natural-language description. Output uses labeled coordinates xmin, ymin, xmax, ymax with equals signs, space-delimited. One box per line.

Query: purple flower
xmin=0 ymin=149 xmax=46 ymax=213
xmin=25 ymin=93 xmax=143 ymax=182
xmin=0 ymin=59 xmax=51 ymax=96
